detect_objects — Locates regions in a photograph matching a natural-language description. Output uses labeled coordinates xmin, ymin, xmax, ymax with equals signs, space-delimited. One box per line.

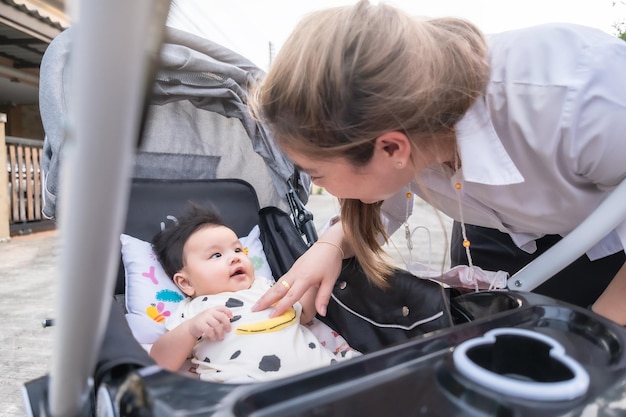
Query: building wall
xmin=0 ymin=104 xmax=45 ymax=140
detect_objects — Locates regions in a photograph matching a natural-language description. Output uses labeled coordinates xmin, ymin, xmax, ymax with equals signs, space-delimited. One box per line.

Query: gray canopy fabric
xmin=40 ymin=25 xmax=309 ymax=220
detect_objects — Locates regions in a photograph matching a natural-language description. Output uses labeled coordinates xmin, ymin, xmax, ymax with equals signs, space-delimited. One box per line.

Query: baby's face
xmin=179 ymin=225 xmax=254 ymax=297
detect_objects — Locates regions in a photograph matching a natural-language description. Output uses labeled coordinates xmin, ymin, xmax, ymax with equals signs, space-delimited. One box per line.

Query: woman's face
xmin=285 ymin=140 xmax=418 ymax=203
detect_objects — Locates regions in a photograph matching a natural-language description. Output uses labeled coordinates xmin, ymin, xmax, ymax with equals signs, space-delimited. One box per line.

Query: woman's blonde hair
xmin=253 ymin=0 xmax=489 ymax=287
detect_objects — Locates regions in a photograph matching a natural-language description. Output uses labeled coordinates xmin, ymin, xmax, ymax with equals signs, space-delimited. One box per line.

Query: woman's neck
xmin=425 ymin=130 xmax=459 ymax=170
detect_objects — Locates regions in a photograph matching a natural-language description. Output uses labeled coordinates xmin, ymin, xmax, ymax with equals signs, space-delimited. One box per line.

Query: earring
xmin=396 ymin=161 xmax=403 ymax=168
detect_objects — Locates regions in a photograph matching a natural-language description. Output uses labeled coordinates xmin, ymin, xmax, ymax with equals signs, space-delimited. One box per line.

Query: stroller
xmin=23 ymin=4 xmax=626 ymax=416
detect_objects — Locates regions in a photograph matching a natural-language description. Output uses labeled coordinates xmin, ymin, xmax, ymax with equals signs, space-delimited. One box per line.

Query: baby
xmin=150 ymin=204 xmax=357 ymax=382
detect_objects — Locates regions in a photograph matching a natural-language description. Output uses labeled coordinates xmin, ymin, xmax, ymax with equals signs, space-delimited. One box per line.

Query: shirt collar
xmin=455 ymin=97 xmax=525 ymax=185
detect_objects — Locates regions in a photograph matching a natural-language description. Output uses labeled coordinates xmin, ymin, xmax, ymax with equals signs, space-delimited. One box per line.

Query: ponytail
xmin=340 ymin=199 xmax=393 ymax=287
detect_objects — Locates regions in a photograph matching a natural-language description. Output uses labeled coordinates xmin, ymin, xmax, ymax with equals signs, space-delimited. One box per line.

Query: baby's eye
xmin=209 ymin=252 xmax=222 ymax=259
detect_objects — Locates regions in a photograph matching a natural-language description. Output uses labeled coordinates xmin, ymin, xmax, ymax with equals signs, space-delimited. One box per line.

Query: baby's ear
xmin=173 ymin=272 xmax=194 ymax=297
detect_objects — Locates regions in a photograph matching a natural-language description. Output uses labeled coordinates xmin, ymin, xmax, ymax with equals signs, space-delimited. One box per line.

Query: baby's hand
xmin=188 ymin=306 xmax=233 ymax=341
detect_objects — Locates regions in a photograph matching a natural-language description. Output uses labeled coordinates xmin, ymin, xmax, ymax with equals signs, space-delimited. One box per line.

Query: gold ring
xmin=279 ymin=280 xmax=291 ymax=291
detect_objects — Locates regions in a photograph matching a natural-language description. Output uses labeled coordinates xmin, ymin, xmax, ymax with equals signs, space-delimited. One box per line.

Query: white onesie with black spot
xmin=165 ymin=277 xmax=354 ymax=382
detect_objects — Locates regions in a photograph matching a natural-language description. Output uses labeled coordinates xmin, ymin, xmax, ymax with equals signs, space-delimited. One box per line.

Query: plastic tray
xmin=117 ymin=291 xmax=626 ymax=417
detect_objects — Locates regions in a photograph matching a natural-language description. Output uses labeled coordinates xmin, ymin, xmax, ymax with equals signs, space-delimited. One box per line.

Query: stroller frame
xmin=42 ymin=2 xmax=173 ymax=415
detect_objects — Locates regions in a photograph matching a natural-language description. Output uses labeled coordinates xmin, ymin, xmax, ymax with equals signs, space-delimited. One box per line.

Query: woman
xmin=250 ymin=0 xmax=626 ymax=325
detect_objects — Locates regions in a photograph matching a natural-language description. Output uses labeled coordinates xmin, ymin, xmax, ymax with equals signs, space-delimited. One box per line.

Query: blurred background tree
xmin=615 ymin=21 xmax=626 ymax=40
xmin=614 ymin=1 xmax=626 ymax=40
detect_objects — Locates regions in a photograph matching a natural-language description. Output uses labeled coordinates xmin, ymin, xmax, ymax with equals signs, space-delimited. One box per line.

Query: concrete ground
xmin=0 ymin=191 xmax=452 ymax=416
xmin=1 ymin=230 xmax=59 ymax=417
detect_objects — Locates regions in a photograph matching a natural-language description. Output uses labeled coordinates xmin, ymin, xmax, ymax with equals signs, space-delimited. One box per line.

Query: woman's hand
xmin=252 ymin=241 xmax=344 ymax=317
xmin=188 ymin=306 xmax=233 ymax=341
xmin=592 ymin=262 xmax=626 ymax=326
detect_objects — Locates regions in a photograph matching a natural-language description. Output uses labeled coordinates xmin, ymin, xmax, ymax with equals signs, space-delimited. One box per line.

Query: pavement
xmin=1 ymin=229 xmax=59 ymax=417
xmin=0 ymin=191 xmax=452 ymax=416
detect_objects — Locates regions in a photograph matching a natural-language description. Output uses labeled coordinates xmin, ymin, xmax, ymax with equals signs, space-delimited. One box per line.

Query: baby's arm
xmin=150 ymin=305 xmax=233 ymax=372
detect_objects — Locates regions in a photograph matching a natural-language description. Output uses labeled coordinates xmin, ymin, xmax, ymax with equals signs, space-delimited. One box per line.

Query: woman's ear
xmin=375 ymin=131 xmax=412 ymax=167
xmin=173 ymin=272 xmax=194 ymax=297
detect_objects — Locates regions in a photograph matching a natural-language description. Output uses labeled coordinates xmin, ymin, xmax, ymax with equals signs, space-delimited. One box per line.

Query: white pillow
xmin=121 ymin=225 xmax=274 ymax=344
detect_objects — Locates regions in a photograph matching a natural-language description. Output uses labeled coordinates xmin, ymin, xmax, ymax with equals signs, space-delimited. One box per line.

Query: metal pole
xmin=48 ymin=1 xmax=170 ymax=415
xmin=509 ymin=178 xmax=626 ymax=291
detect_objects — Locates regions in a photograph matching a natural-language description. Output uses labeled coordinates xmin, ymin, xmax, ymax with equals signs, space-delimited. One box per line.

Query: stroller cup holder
xmin=452 ymin=328 xmax=589 ymax=401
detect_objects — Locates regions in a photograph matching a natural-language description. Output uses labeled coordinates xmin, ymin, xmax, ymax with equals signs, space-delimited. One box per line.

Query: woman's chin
xmin=359 ymin=198 xmax=382 ymax=204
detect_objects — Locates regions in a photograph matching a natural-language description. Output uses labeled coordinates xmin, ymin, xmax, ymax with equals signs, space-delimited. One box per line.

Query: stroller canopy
xmin=40 ymin=25 xmax=310 ymax=220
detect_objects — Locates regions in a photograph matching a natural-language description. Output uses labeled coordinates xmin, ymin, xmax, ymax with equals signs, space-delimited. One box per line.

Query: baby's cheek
xmin=249 ymin=256 xmax=264 ymax=271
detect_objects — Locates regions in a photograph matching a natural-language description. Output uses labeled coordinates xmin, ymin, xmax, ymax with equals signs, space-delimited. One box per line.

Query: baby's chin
xmin=231 ymin=275 xmax=254 ymax=290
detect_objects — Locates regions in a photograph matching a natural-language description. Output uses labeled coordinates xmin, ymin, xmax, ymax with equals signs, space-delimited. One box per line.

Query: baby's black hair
xmin=152 ymin=203 xmax=225 ymax=279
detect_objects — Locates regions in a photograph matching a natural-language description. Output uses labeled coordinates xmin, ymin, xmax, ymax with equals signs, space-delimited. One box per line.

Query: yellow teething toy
xmin=236 ymin=307 xmax=297 ymax=334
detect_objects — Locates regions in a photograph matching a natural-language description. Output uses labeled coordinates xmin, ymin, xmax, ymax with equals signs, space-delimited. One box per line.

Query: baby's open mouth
xmin=231 ymin=266 xmax=246 ymax=278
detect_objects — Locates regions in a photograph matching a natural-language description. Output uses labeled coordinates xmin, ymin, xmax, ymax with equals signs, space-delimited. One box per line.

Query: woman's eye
xmin=210 ymin=252 xmax=222 ymax=259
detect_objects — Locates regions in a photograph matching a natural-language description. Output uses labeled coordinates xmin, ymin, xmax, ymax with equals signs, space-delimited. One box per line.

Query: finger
xmin=200 ymin=326 xmax=216 ymax=341
xmin=315 ymin=279 xmax=334 ymax=317
xmin=213 ymin=320 xmax=229 ymax=340
xmin=209 ymin=307 xmax=233 ymax=333
xmin=251 ymin=286 xmax=281 ymax=312
xmin=278 ymin=279 xmax=292 ymax=292
xmin=214 ymin=324 xmax=225 ymax=340
xmin=252 ymin=277 xmax=296 ymax=312
xmin=218 ymin=314 xmax=232 ymax=332
xmin=269 ymin=283 xmax=304 ymax=318
xmin=203 ymin=316 xmax=226 ymax=340
xmin=215 ymin=306 xmax=234 ymax=319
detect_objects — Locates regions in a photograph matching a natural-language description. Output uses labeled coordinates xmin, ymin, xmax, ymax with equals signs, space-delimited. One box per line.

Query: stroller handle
xmin=509 ymin=177 xmax=626 ymax=291
xmin=287 ymin=180 xmax=318 ymax=246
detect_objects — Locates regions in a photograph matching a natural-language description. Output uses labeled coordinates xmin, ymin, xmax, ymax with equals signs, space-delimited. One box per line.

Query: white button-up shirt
xmin=385 ymin=23 xmax=626 ymax=260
